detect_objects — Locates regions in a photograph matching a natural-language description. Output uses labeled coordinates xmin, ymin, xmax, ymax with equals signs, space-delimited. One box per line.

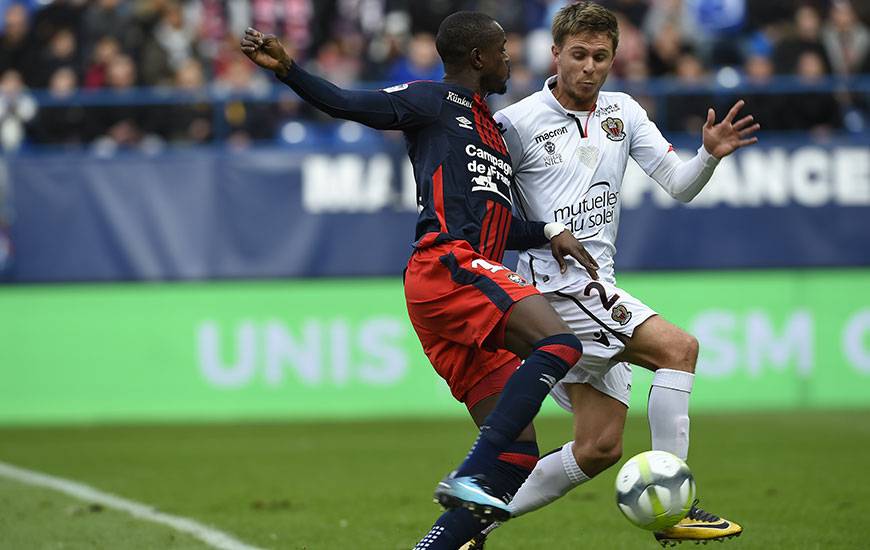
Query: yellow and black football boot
xmin=654 ymin=499 xmax=743 ymax=547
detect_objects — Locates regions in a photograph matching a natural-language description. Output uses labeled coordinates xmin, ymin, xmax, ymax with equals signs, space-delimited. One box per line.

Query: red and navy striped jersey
xmin=279 ymin=63 xmax=548 ymax=263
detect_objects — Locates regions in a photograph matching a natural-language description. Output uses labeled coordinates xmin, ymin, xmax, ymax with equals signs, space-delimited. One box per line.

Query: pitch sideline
xmin=0 ymin=460 xmax=265 ymax=550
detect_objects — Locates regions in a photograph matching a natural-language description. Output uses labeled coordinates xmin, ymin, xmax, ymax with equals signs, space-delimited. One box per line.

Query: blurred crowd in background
xmin=0 ymin=0 xmax=868 ymax=151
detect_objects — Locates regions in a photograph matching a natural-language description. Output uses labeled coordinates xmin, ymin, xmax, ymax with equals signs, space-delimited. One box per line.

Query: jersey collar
xmin=542 ymin=75 xmax=596 ymax=117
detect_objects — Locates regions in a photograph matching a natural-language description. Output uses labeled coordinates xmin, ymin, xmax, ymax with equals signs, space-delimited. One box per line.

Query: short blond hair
xmin=552 ymin=1 xmax=619 ymax=51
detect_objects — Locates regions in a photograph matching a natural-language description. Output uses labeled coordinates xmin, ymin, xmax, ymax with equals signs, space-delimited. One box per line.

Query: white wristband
xmin=544 ymin=222 xmax=568 ymax=241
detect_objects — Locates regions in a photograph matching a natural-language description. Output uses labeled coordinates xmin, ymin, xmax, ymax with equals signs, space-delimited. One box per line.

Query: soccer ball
xmin=615 ymin=450 xmax=696 ymax=531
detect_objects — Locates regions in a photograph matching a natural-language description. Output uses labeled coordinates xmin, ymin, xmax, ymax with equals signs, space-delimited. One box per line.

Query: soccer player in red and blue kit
xmin=242 ymin=12 xmax=599 ymax=549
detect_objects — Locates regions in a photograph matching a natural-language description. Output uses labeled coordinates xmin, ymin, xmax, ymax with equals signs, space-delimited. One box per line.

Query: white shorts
xmin=545 ymin=279 xmax=657 ymax=411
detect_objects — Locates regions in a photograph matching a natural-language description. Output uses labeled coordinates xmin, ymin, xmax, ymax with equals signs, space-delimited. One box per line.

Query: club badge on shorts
xmin=611 ymin=304 xmax=632 ymax=325
xmin=507 ymin=272 xmax=529 ymax=286
xmin=602 ymin=117 xmax=626 ymax=141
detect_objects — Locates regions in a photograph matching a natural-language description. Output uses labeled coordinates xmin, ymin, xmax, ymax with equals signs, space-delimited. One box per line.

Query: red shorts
xmin=404 ymin=240 xmax=540 ymax=403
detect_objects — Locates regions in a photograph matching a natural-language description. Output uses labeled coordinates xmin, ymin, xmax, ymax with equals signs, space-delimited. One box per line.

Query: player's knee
xmin=573 ymin=434 xmax=622 ymax=477
xmin=675 ymin=333 xmax=699 ymax=373
xmin=660 ymin=331 xmax=698 ymax=373
xmin=685 ymin=334 xmax=699 ymax=365
xmin=533 ymin=333 xmax=582 ymax=377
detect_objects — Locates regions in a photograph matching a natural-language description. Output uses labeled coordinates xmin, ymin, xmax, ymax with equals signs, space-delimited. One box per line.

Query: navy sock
xmin=415 ymin=442 xmax=539 ymax=549
xmin=455 ymin=334 xmax=581 ymax=477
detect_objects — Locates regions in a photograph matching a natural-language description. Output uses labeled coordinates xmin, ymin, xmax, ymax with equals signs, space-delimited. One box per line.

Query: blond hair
xmin=552 ymin=1 xmax=619 ymax=51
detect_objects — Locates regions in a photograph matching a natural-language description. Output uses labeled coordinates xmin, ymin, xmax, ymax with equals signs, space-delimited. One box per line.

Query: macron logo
xmin=533 ymin=126 xmax=568 ymax=144
xmin=456 ymin=116 xmax=473 ymax=130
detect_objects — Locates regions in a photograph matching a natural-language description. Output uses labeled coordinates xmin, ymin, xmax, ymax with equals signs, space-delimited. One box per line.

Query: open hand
xmin=702 ymin=99 xmax=760 ymax=159
xmin=551 ymin=231 xmax=599 ymax=279
xmin=240 ymin=27 xmax=293 ymax=77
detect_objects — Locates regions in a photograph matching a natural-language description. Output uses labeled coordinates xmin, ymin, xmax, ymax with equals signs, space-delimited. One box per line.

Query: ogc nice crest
xmin=602 ymin=117 xmax=626 ymax=141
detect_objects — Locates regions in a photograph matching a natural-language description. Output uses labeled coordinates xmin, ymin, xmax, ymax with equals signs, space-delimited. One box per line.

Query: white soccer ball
xmin=615 ymin=450 xmax=696 ymax=531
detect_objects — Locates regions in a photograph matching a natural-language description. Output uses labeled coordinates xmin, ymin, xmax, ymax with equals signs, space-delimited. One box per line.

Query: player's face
xmin=553 ymin=32 xmax=614 ymax=108
xmin=480 ymin=23 xmax=511 ymax=95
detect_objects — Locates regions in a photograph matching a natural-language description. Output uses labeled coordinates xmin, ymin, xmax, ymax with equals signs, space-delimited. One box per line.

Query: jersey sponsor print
xmin=495 ymin=76 xmax=672 ymax=289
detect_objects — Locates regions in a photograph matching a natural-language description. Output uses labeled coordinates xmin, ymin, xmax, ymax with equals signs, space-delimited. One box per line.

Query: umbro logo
xmin=456 ymin=116 xmax=473 ymax=130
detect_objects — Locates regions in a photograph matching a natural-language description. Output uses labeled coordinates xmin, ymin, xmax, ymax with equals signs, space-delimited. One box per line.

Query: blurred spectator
xmin=214 ymin=56 xmax=275 ymax=146
xmin=136 ymin=0 xmax=197 ymax=86
xmin=311 ymin=38 xmax=363 ymax=87
xmin=83 ymin=35 xmax=121 ymax=89
xmin=29 ymin=0 xmax=86 ymax=47
xmin=386 ymin=32 xmax=442 ymax=84
xmin=0 ymin=69 xmax=35 ymax=150
xmin=0 ymin=0 xmax=863 ymax=145
xmin=0 ymin=4 xmax=36 ymax=83
xmin=742 ymin=53 xmax=785 ymax=130
xmin=643 ymin=0 xmax=702 ymax=56
xmin=694 ymin=0 xmax=747 ymax=66
xmin=33 ymin=27 xmax=78 ymax=88
xmin=647 ymin=23 xmax=685 ymax=77
xmin=32 ymin=65 xmax=86 ymax=145
xmin=81 ymin=0 xmax=131 ymax=58
xmin=602 ymin=0 xmax=648 ymax=28
xmin=190 ymin=0 xmax=251 ymax=60
xmin=90 ymin=54 xmax=150 ymax=149
xmin=153 ymin=1 xmax=195 ymax=72
xmin=250 ymin=0 xmax=315 ymax=60
xmin=822 ymin=0 xmax=869 ymax=75
xmin=665 ymin=51 xmax=713 ymax=133
xmin=164 ymin=58 xmax=212 ymax=144
xmin=774 ymin=4 xmax=830 ymax=74
xmin=786 ymin=50 xmax=842 ymax=132
xmin=610 ymin=12 xmax=647 ymax=80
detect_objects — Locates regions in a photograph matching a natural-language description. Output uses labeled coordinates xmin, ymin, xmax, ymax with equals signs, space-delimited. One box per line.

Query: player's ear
xmin=551 ymin=44 xmax=559 ymax=62
xmin=470 ymin=47 xmax=485 ymax=70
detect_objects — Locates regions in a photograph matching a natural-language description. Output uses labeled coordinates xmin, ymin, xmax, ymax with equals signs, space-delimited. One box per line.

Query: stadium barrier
xmin=1 ymin=270 xmax=868 ymax=424
xmin=5 ymin=135 xmax=869 ymax=283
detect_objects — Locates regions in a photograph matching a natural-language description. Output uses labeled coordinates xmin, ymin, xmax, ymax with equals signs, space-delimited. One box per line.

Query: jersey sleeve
xmin=506 ymin=217 xmax=548 ymax=251
xmin=278 ymin=62 xmax=442 ymax=131
xmin=627 ymin=98 xmax=673 ymax=176
xmin=494 ymin=110 xmax=525 ymax=172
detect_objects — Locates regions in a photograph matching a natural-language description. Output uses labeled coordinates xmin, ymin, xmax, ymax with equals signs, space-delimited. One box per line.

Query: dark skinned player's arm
xmin=277 ymin=62 xmax=440 ymax=131
xmin=506 ymin=218 xmax=548 ymax=251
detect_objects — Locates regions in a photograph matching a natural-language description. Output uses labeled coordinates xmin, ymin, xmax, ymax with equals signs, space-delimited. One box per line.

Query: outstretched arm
xmin=651 ymin=100 xmax=761 ymax=203
xmin=240 ymin=28 xmax=438 ymax=130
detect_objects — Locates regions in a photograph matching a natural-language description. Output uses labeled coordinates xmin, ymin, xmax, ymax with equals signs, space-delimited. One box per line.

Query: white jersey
xmin=495 ymin=76 xmax=672 ymax=290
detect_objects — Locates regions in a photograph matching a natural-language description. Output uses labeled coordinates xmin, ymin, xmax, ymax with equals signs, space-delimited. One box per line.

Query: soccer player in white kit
xmin=466 ymin=2 xmax=759 ymax=547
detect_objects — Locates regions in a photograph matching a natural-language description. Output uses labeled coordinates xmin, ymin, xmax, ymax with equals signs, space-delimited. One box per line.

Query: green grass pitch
xmin=0 ymin=410 xmax=868 ymax=549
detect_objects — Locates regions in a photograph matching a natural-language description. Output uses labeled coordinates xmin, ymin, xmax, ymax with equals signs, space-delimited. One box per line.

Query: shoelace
xmin=687 ymin=499 xmax=722 ymax=522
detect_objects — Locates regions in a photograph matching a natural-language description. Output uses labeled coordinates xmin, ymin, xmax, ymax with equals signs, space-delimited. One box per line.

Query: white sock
xmin=507 ymin=441 xmax=590 ymax=517
xmin=648 ymin=368 xmax=694 ymax=461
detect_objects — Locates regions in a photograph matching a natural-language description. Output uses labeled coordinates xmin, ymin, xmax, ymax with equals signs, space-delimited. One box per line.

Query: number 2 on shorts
xmin=584 ymin=281 xmax=620 ymax=311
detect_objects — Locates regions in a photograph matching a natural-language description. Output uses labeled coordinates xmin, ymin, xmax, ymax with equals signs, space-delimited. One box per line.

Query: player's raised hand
xmin=240 ymin=27 xmax=293 ymax=77
xmin=550 ymin=231 xmax=599 ymax=280
xmin=702 ymin=99 xmax=760 ymax=159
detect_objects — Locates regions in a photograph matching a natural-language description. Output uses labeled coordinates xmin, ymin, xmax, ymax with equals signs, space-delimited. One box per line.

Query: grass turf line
xmin=0 ymin=410 xmax=868 ymax=549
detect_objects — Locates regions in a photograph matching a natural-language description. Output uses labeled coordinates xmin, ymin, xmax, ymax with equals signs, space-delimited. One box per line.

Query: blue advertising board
xmin=4 ymin=135 xmax=869 ymax=282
